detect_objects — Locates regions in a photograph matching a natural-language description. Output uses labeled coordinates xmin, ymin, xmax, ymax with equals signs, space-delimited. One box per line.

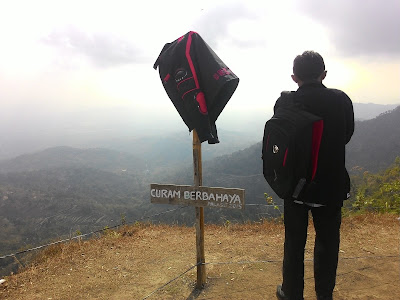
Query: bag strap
xmin=279 ymin=91 xmax=305 ymax=110
xmin=275 ymin=90 xmax=317 ymax=117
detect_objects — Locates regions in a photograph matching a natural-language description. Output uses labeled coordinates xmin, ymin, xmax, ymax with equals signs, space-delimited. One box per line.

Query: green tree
xmin=352 ymin=157 xmax=400 ymax=213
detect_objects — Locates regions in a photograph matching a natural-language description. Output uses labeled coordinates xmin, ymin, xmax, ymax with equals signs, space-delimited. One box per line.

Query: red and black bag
xmin=153 ymin=31 xmax=239 ymax=144
xmin=262 ymin=92 xmax=324 ymax=199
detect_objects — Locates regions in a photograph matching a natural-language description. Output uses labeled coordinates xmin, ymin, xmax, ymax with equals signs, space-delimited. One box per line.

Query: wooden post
xmin=193 ymin=130 xmax=206 ymax=289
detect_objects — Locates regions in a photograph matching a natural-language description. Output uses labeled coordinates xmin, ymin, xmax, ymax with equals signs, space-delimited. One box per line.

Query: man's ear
xmin=291 ymin=74 xmax=299 ymax=83
xmin=320 ymin=70 xmax=327 ymax=81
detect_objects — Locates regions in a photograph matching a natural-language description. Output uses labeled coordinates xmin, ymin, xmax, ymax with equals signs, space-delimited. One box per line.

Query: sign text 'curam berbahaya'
xmin=150 ymin=183 xmax=245 ymax=210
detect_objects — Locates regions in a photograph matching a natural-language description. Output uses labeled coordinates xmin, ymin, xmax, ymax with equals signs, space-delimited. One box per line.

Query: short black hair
xmin=293 ymin=51 xmax=325 ymax=82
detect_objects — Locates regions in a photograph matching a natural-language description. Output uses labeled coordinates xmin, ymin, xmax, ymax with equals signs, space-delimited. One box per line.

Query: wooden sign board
xmin=150 ymin=183 xmax=245 ymax=210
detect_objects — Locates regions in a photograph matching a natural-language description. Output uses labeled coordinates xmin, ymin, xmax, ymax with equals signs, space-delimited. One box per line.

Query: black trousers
xmin=282 ymin=199 xmax=342 ymax=300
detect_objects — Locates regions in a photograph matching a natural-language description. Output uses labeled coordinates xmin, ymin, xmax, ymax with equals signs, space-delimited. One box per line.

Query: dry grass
xmin=0 ymin=213 xmax=399 ymax=300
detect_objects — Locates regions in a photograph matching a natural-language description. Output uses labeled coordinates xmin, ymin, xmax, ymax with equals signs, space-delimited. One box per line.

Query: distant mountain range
xmin=352 ymin=102 xmax=398 ymax=120
xmin=93 ymin=128 xmax=259 ymax=168
xmin=0 ymin=102 xmax=397 ymax=161
xmin=2 ymin=104 xmax=398 ymax=175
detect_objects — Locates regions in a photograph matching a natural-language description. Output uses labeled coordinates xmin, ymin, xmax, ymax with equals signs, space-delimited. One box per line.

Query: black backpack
xmin=262 ymin=92 xmax=324 ymax=199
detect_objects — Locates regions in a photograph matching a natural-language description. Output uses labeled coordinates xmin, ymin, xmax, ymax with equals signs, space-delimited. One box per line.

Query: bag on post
xmin=153 ymin=31 xmax=239 ymax=144
xmin=262 ymin=92 xmax=324 ymax=199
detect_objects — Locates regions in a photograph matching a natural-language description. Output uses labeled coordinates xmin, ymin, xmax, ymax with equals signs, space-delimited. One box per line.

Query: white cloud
xmin=42 ymin=26 xmax=151 ymax=68
xmin=297 ymin=0 xmax=400 ymax=57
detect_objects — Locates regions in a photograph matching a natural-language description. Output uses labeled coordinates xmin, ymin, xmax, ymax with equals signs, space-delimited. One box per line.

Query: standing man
xmin=274 ymin=51 xmax=354 ymax=300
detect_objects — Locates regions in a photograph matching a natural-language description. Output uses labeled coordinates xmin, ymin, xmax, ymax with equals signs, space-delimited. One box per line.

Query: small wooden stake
xmin=193 ymin=130 xmax=206 ymax=288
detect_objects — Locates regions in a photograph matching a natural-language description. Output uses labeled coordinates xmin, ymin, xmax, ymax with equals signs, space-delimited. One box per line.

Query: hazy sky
xmin=1 ymin=0 xmax=399 ymax=142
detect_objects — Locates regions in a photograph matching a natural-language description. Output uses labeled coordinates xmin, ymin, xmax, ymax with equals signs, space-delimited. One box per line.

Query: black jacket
xmin=154 ymin=31 xmax=239 ymax=144
xmin=274 ymin=82 xmax=354 ymax=206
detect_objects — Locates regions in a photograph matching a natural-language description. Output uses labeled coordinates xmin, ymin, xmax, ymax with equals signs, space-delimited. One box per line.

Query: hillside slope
xmin=0 ymin=146 xmax=146 ymax=174
xmin=0 ymin=213 xmax=398 ymax=300
xmin=347 ymin=106 xmax=400 ymax=172
xmin=0 ymin=166 xmax=149 ymax=263
xmin=352 ymin=102 xmax=399 ymax=120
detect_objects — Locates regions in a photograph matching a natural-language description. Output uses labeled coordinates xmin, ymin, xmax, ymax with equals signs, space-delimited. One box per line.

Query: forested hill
xmin=200 ymin=105 xmax=400 ymax=184
xmin=347 ymin=105 xmax=400 ymax=172
xmin=352 ymin=102 xmax=399 ymax=120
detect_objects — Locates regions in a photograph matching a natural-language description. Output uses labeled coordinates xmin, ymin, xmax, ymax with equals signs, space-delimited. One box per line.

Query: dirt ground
xmin=0 ymin=213 xmax=399 ymax=300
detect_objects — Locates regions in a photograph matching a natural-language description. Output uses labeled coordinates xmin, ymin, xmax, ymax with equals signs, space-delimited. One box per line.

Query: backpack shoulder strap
xmin=275 ymin=91 xmax=303 ymax=113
